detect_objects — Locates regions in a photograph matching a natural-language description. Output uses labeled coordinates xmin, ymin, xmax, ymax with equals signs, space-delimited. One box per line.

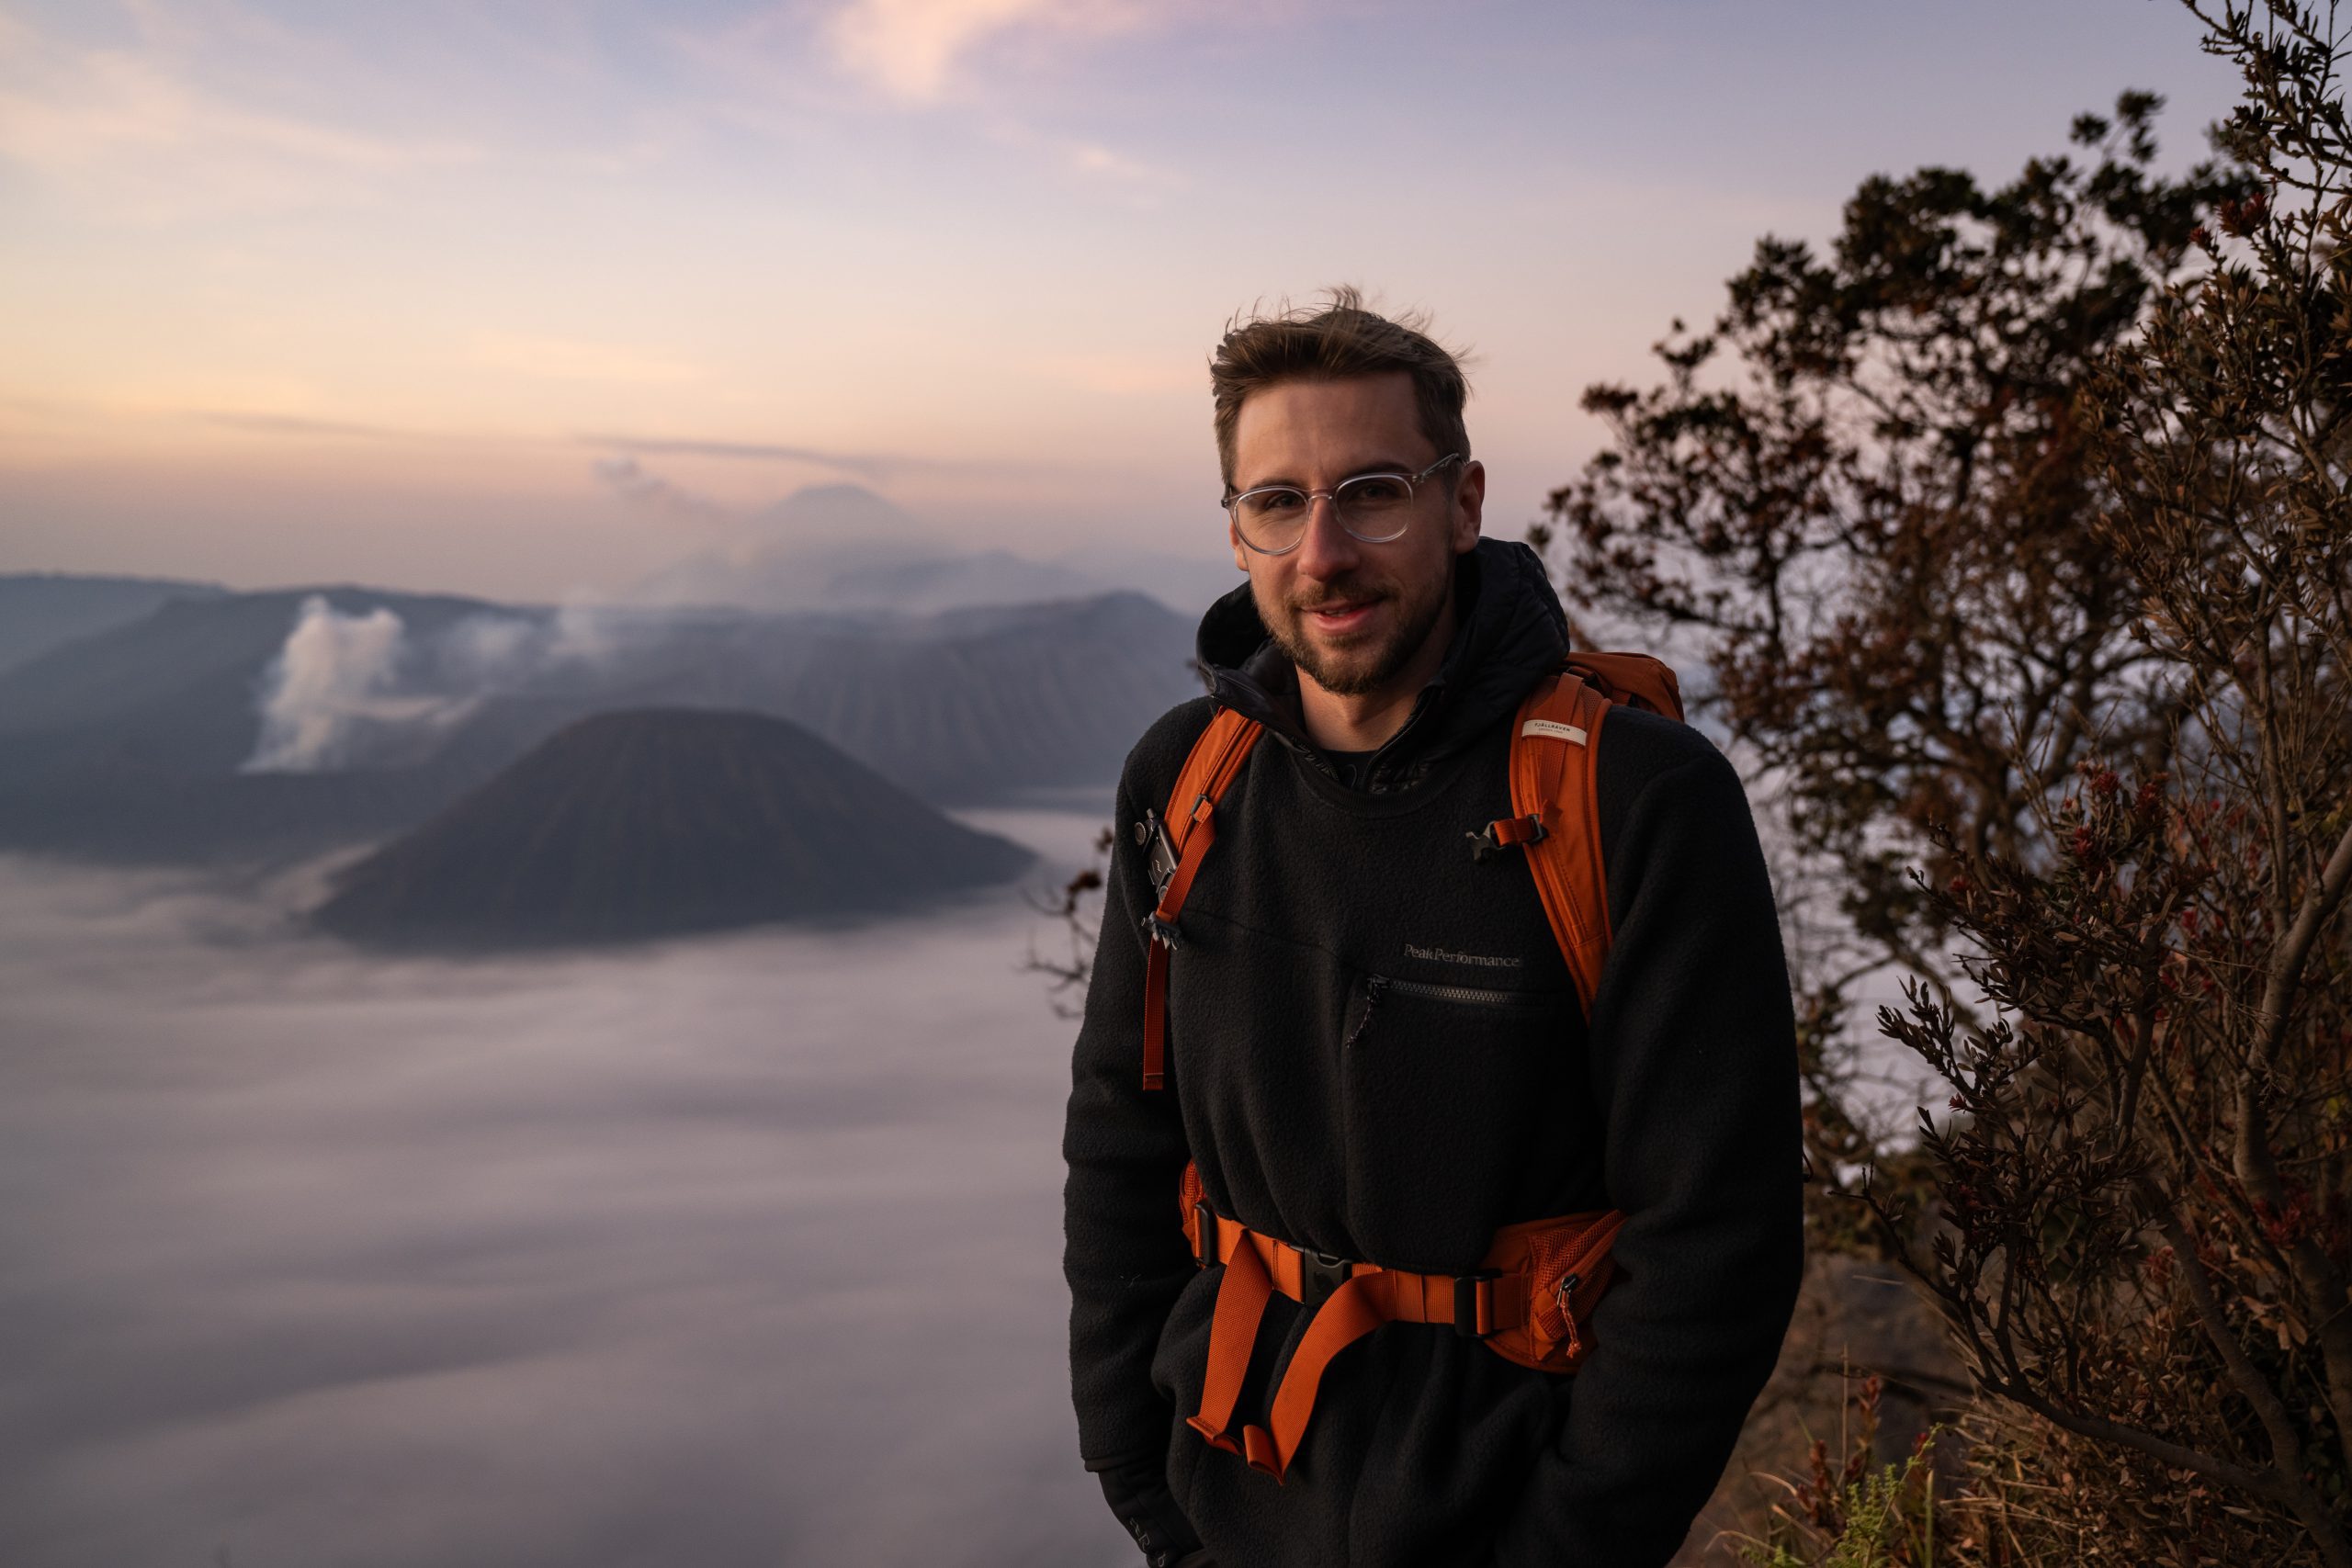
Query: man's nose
xmin=1293 ymin=491 xmax=1363 ymax=582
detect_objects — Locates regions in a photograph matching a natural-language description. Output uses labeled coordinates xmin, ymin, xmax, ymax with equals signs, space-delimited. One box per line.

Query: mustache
xmin=1287 ymin=578 xmax=1392 ymax=612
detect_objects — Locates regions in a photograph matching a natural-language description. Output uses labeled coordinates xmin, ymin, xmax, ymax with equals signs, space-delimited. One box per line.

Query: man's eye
xmin=1247 ymin=489 xmax=1306 ymax=513
xmin=1340 ymin=477 xmax=1408 ymax=505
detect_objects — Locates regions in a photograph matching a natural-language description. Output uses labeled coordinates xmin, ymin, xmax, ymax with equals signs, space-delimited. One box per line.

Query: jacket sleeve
xmin=1489 ymin=740 xmax=1804 ymax=1567
xmin=1062 ymin=766 xmax=1204 ymax=1559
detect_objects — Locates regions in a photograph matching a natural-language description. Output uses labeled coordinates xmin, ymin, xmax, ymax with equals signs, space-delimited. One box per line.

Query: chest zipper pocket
xmin=1347 ymin=973 xmax=1559 ymax=1045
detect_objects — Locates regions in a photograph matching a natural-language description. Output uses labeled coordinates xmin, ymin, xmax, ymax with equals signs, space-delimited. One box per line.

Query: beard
xmin=1260 ymin=564 xmax=1453 ymax=698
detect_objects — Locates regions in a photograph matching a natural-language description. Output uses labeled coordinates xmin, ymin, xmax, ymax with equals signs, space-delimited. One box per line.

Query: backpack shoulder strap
xmin=1563 ymin=649 xmax=1684 ymax=721
xmin=1503 ymin=671 xmax=1617 ymax=1018
xmin=1140 ymin=707 xmax=1261 ymax=1089
xmin=1163 ymin=707 xmax=1262 ymax=852
xmin=1488 ymin=649 xmax=1682 ymax=1015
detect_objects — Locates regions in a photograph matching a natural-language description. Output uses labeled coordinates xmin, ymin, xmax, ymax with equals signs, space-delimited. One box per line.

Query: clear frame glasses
xmin=1224 ymin=452 xmax=1465 ymax=556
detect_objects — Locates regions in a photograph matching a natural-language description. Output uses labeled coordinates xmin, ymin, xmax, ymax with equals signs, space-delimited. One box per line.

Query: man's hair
xmin=1209 ymin=286 xmax=1471 ymax=490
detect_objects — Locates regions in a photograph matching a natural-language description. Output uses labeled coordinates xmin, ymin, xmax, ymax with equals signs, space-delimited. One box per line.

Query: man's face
xmin=1227 ymin=373 xmax=1484 ymax=700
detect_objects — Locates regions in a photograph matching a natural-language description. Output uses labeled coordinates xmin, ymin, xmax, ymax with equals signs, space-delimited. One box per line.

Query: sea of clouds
xmin=0 ymin=807 xmax=1133 ymax=1568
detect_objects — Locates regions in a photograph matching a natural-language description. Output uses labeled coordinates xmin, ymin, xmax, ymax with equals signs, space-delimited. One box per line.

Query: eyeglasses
xmin=1223 ymin=453 xmax=1465 ymax=556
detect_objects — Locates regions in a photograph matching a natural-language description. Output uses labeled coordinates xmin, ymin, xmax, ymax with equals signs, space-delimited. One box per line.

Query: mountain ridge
xmin=0 ymin=584 xmax=1202 ymax=863
xmin=0 ymin=572 xmax=228 ymax=678
xmin=314 ymin=707 xmax=1035 ymax=948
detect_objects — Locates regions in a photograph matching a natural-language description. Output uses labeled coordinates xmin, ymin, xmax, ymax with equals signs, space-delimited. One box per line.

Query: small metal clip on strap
xmin=1467 ymin=813 xmax=1548 ymax=863
xmin=1142 ymin=808 xmax=1181 ymax=902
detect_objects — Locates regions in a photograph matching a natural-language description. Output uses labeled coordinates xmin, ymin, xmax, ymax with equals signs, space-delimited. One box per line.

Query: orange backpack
xmin=1136 ymin=651 xmax=1684 ymax=1483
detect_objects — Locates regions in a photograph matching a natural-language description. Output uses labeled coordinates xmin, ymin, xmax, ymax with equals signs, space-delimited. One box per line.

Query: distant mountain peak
xmin=753 ymin=483 xmax=928 ymax=543
xmin=313 ymin=707 xmax=1034 ymax=948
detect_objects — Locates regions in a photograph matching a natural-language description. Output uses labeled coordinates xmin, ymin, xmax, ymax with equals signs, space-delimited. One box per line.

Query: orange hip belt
xmin=1176 ymin=1160 xmax=1625 ymax=1483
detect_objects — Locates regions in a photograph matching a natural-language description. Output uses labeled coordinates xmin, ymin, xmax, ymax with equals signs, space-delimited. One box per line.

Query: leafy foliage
xmin=1533 ymin=85 xmax=2255 ymax=1209
xmin=1543 ymin=4 xmax=2352 ymax=1559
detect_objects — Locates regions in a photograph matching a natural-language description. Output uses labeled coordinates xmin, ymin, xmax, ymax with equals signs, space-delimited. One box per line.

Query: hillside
xmin=0 ymin=573 xmax=225 ymax=676
xmin=0 ymin=586 xmax=1200 ymax=863
xmin=314 ymin=708 xmax=1033 ymax=947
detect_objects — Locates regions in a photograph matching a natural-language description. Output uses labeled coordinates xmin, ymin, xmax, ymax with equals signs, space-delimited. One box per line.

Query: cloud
xmin=582 ymin=433 xmax=1033 ymax=481
xmin=1038 ymin=135 xmax=1186 ymax=205
xmin=0 ymin=18 xmax=473 ymax=219
xmin=592 ymin=434 xmax=877 ymax=467
xmin=0 ymin=830 xmax=1130 ymax=1566
xmin=825 ymin=0 xmax=1156 ymax=101
xmin=1066 ymin=141 xmax=1174 ymax=187
xmin=593 ymin=456 xmax=731 ymax=520
xmin=198 ymin=410 xmax=414 ymax=441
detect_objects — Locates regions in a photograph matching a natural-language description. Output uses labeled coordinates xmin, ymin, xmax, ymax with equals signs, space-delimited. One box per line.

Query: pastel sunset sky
xmin=0 ymin=0 xmax=2245 ymax=600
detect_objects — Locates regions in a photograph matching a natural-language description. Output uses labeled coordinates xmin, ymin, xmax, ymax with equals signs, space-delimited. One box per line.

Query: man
xmin=1062 ymin=291 xmax=1801 ymax=1568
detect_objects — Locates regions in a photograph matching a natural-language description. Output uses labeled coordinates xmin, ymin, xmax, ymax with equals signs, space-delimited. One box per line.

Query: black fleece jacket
xmin=1062 ymin=539 xmax=1803 ymax=1567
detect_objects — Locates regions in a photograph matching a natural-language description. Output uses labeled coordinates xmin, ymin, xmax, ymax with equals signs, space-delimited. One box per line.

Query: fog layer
xmin=0 ymin=810 xmax=1127 ymax=1568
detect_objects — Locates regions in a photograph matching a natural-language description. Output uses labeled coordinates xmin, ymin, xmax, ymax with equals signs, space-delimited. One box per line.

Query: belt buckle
xmin=1453 ymin=1270 xmax=1501 ymax=1338
xmin=1193 ymin=1201 xmax=1219 ymax=1268
xmin=1299 ymin=1248 xmax=1352 ymax=1310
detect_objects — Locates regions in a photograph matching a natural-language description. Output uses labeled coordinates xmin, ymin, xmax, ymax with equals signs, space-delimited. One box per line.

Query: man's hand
xmin=1097 ymin=1456 xmax=1205 ymax=1567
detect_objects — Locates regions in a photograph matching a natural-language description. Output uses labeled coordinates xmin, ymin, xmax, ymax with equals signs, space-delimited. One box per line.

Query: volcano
xmin=314 ymin=707 xmax=1033 ymax=948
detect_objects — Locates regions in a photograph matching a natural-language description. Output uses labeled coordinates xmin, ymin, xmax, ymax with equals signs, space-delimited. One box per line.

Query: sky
xmin=0 ymin=0 xmax=2251 ymax=601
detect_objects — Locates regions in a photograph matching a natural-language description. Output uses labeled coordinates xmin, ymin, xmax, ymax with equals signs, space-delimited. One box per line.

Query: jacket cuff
xmin=1095 ymin=1457 xmax=1204 ymax=1566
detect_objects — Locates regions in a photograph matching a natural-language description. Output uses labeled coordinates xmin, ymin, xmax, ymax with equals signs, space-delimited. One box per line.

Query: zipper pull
xmin=1554 ymin=1271 xmax=1583 ymax=1358
xmin=1345 ymin=977 xmax=1388 ymax=1048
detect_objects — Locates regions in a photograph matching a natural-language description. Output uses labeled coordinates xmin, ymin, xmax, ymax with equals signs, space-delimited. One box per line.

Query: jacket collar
xmin=1193 ymin=537 xmax=1570 ymax=795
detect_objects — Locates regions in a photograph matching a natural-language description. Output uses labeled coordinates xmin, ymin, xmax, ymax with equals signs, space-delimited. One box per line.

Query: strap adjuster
xmin=1299 ymin=1248 xmax=1353 ymax=1310
xmin=1453 ymin=1271 xmax=1501 ymax=1337
xmin=1193 ymin=1201 xmax=1219 ymax=1268
xmin=1467 ymin=814 xmax=1547 ymax=863
xmin=1142 ymin=808 xmax=1180 ymax=901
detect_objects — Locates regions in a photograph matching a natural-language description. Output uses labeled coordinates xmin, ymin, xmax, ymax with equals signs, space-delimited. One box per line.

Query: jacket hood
xmin=1193 ymin=536 xmax=1570 ymax=795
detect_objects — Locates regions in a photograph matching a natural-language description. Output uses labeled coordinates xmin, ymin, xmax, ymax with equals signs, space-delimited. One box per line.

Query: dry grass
xmin=1674 ymin=1253 xmax=1964 ymax=1565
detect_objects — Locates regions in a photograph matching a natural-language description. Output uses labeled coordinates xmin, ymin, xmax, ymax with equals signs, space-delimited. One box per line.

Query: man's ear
xmin=1451 ymin=459 xmax=1487 ymax=553
xmin=1229 ymin=518 xmax=1250 ymax=572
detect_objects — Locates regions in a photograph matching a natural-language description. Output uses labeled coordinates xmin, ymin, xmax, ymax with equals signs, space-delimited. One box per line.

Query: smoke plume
xmin=243 ymin=596 xmax=628 ymax=773
xmin=243 ymin=596 xmax=471 ymax=773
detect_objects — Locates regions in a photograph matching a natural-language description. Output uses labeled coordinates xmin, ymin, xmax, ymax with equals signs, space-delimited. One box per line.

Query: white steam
xmin=243 ymin=596 xmax=471 ymax=773
xmin=243 ymin=596 xmax=628 ymax=773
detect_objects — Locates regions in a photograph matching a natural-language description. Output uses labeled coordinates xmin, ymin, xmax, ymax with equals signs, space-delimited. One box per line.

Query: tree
xmin=1883 ymin=2 xmax=2352 ymax=1554
xmin=1541 ymin=4 xmax=2352 ymax=1557
xmin=1532 ymin=85 xmax=2252 ymax=1224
